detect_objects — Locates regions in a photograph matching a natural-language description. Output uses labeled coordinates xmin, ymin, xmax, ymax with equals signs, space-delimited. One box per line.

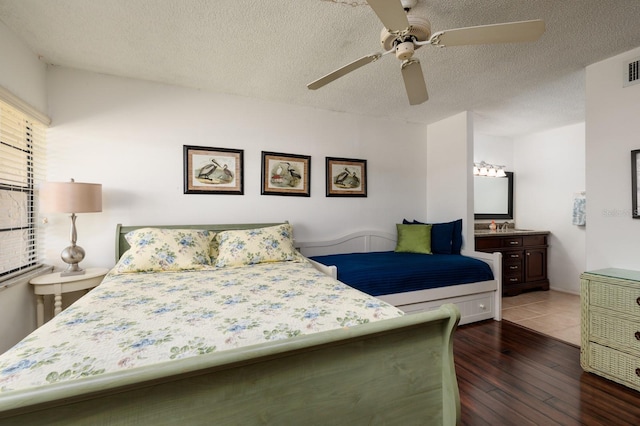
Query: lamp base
xmin=61 ymin=266 xmax=85 ymax=277
xmin=60 ymin=244 xmax=86 ymax=277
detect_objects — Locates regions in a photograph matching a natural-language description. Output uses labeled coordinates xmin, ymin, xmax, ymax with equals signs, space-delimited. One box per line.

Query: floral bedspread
xmin=0 ymin=261 xmax=403 ymax=393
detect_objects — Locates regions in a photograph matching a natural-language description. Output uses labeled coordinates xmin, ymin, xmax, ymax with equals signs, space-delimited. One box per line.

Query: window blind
xmin=0 ymin=98 xmax=47 ymax=282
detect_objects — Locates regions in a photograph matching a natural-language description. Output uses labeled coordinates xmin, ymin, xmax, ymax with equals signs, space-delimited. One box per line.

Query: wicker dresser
xmin=581 ymin=268 xmax=640 ymax=391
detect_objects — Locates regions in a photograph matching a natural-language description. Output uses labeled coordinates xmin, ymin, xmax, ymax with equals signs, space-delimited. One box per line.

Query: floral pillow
xmin=215 ymin=224 xmax=301 ymax=267
xmin=210 ymin=238 xmax=220 ymax=262
xmin=113 ymin=228 xmax=215 ymax=273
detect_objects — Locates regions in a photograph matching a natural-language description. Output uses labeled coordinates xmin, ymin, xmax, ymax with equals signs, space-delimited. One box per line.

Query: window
xmin=0 ymin=98 xmax=47 ymax=283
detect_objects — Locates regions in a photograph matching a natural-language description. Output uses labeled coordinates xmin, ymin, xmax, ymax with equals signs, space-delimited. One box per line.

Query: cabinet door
xmin=525 ymin=248 xmax=547 ymax=282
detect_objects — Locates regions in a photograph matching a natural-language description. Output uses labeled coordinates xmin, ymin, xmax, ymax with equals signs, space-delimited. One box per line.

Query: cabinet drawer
xmin=587 ymin=342 xmax=640 ymax=391
xmin=504 ymin=263 xmax=522 ymax=273
xmin=503 ymin=251 xmax=523 ymax=262
xmin=504 ymin=273 xmax=522 ymax=284
xmin=589 ymin=282 xmax=640 ymax=316
xmin=397 ymin=292 xmax=494 ymax=326
xmin=589 ymin=309 xmax=640 ymax=352
xmin=501 ymin=237 xmax=522 ymax=248
xmin=523 ymin=235 xmax=547 ymax=246
xmin=475 ymin=238 xmax=501 ymax=250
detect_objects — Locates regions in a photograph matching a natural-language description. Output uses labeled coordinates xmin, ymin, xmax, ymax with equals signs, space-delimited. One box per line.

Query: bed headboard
xmin=115 ymin=222 xmax=286 ymax=262
xmin=296 ymin=230 xmax=397 ymax=257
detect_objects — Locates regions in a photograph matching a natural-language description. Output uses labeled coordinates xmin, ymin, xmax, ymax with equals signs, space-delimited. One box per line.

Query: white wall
xmin=586 ymin=46 xmax=640 ymax=270
xmin=474 ymin=133 xmax=514 ymax=171
xmin=514 ymin=123 xmax=586 ymax=293
xmin=0 ymin=20 xmax=47 ymax=113
xmin=426 ymin=111 xmax=474 ymax=248
xmin=44 ymin=67 xmax=429 ymax=270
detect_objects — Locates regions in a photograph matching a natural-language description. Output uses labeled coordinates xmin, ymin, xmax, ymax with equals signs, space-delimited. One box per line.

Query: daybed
xmin=0 ymin=222 xmax=461 ymax=425
xmin=297 ymin=223 xmax=502 ymax=326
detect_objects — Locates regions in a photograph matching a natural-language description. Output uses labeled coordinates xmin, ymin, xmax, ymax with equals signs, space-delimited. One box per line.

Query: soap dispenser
xmin=489 ymin=220 xmax=497 ymax=232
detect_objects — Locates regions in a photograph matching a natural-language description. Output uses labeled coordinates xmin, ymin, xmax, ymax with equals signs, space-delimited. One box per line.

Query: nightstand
xmin=30 ymin=267 xmax=109 ymax=327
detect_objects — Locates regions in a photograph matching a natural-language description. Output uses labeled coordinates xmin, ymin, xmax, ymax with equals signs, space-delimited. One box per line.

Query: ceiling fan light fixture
xmin=400 ymin=0 xmax=417 ymax=10
xmin=395 ymin=41 xmax=415 ymax=60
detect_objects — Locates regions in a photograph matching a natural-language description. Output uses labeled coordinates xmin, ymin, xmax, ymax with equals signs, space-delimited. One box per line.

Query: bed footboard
xmin=0 ymin=305 xmax=461 ymax=425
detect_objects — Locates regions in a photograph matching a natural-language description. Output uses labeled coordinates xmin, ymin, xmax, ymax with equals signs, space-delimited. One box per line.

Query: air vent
xmin=624 ymin=57 xmax=640 ymax=87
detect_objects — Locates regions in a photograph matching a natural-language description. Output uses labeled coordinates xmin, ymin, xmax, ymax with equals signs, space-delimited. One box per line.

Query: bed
xmin=0 ymin=222 xmax=461 ymax=425
xmin=297 ymin=225 xmax=503 ymax=326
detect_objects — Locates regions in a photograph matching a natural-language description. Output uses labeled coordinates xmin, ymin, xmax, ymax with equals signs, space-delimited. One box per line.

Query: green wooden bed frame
xmin=0 ymin=223 xmax=461 ymax=425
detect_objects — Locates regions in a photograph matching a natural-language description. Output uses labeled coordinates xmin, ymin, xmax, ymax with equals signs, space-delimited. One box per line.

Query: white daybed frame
xmin=297 ymin=230 xmax=502 ymax=325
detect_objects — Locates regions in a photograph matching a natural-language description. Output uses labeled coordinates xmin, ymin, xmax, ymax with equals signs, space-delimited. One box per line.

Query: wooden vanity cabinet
xmin=475 ymin=232 xmax=550 ymax=296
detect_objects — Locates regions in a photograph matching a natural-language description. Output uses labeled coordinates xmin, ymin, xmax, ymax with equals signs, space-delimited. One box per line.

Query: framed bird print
xmin=261 ymin=151 xmax=311 ymax=197
xmin=326 ymin=157 xmax=367 ymax=197
xmin=632 ymin=149 xmax=640 ymax=218
xmin=183 ymin=145 xmax=244 ymax=195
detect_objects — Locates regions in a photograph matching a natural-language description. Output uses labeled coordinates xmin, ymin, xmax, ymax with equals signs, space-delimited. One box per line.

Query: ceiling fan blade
xmin=366 ymin=0 xmax=410 ymax=32
xmin=307 ymin=52 xmax=387 ymax=90
xmin=429 ymin=19 xmax=545 ymax=47
xmin=401 ymin=59 xmax=428 ymax=105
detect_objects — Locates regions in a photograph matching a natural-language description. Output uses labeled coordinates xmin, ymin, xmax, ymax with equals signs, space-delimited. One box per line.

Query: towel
xmin=572 ymin=195 xmax=586 ymax=226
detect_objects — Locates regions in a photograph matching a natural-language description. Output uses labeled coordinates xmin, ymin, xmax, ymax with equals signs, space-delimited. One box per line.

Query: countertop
xmin=474 ymin=229 xmax=549 ymax=237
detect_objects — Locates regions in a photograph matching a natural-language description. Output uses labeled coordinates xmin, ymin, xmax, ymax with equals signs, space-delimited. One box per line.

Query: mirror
xmin=474 ymin=171 xmax=514 ymax=219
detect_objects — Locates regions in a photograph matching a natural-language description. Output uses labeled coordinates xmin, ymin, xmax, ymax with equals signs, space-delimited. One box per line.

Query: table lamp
xmin=40 ymin=179 xmax=102 ymax=276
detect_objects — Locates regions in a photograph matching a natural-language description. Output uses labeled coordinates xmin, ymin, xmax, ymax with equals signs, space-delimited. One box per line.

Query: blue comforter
xmin=310 ymin=251 xmax=494 ymax=296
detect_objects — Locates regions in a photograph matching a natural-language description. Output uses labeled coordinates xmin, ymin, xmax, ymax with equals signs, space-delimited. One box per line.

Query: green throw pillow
xmin=395 ymin=223 xmax=432 ymax=254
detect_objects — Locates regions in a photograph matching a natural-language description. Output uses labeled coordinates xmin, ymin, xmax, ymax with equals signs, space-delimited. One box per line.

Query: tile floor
xmin=501 ymin=290 xmax=581 ymax=346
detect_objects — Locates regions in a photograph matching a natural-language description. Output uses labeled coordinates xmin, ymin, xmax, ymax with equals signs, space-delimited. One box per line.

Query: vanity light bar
xmin=473 ymin=161 xmax=506 ymax=177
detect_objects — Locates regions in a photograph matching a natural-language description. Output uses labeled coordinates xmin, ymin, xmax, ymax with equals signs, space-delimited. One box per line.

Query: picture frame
xmin=261 ymin=151 xmax=311 ymax=197
xmin=183 ymin=145 xmax=244 ymax=195
xmin=632 ymin=149 xmax=640 ymax=218
xmin=326 ymin=157 xmax=367 ymax=197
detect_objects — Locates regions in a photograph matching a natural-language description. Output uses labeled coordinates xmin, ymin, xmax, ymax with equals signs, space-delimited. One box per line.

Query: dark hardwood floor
xmin=454 ymin=320 xmax=640 ymax=425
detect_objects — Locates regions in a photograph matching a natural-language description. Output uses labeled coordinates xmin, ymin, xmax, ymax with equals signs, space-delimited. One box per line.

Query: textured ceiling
xmin=1 ymin=0 xmax=640 ymax=136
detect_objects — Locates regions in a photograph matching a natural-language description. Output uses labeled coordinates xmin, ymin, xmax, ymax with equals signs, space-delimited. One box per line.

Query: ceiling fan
xmin=307 ymin=0 xmax=545 ymax=105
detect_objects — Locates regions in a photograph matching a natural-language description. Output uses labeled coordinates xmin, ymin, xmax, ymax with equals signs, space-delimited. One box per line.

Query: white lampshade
xmin=40 ymin=180 xmax=102 ymax=213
